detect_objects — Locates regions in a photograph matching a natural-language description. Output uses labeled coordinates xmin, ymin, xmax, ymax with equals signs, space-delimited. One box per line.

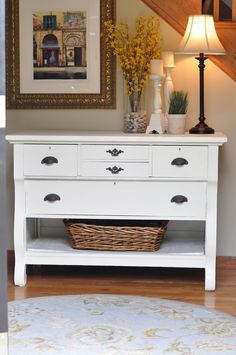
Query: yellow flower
xmin=104 ymin=16 xmax=162 ymax=99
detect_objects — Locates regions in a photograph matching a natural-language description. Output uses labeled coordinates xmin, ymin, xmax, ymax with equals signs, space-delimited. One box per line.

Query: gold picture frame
xmin=6 ymin=0 xmax=116 ymax=109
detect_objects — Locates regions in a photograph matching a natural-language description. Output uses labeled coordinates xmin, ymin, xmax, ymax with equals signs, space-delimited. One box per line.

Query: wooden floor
xmin=8 ymin=257 xmax=236 ymax=316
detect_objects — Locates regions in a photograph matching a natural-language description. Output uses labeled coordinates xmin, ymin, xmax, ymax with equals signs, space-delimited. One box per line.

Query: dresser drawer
xmin=81 ymin=145 xmax=149 ymax=161
xmin=152 ymin=146 xmax=208 ymax=178
xmin=23 ymin=144 xmax=78 ymax=177
xmin=25 ymin=180 xmax=206 ymax=219
xmin=81 ymin=162 xmax=149 ymax=177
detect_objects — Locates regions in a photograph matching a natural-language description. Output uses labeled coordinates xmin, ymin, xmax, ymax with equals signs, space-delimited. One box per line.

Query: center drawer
xmin=25 ymin=180 xmax=206 ymax=219
xmin=81 ymin=145 xmax=149 ymax=161
xmin=80 ymin=162 xmax=149 ymax=177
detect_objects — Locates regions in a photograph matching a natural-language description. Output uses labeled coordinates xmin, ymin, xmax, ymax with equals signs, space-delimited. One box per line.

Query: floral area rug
xmin=9 ymin=294 xmax=236 ymax=355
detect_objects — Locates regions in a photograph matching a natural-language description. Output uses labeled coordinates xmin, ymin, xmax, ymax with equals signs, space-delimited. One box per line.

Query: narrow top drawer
xmin=81 ymin=145 xmax=149 ymax=161
xmin=23 ymin=144 xmax=78 ymax=176
xmin=152 ymin=146 xmax=208 ymax=178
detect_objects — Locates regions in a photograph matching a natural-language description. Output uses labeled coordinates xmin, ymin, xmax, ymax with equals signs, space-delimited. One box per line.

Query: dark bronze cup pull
xmin=106 ymin=166 xmax=124 ymax=174
xmin=41 ymin=156 xmax=58 ymax=165
xmin=106 ymin=149 xmax=124 ymax=157
xmin=171 ymin=195 xmax=188 ymax=204
xmin=171 ymin=158 xmax=188 ymax=166
xmin=44 ymin=194 xmax=61 ymax=202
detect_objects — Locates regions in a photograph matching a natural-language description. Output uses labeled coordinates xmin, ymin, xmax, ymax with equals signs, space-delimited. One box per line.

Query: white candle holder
xmin=164 ymin=65 xmax=175 ymax=111
xmin=146 ymin=74 xmax=164 ymax=134
xmin=163 ymin=65 xmax=175 ymax=132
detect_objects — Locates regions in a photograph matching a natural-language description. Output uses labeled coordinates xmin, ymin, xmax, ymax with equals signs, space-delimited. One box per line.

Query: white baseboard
xmin=0 ymin=333 xmax=8 ymax=355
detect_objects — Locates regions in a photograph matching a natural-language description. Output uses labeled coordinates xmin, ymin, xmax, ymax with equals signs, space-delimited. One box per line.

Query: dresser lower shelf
xmin=25 ymin=234 xmax=205 ymax=268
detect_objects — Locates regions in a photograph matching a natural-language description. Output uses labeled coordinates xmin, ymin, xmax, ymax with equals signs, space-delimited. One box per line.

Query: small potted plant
xmin=168 ymin=90 xmax=188 ymax=134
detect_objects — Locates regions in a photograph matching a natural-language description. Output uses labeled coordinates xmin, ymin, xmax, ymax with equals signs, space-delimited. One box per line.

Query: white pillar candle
xmin=162 ymin=51 xmax=174 ymax=67
xmin=150 ymin=59 xmax=163 ymax=76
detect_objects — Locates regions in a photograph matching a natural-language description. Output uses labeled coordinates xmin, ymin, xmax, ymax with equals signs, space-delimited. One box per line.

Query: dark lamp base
xmin=189 ymin=123 xmax=215 ymax=134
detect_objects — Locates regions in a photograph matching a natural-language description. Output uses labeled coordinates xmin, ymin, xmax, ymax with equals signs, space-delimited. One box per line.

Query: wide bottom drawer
xmin=25 ymin=180 xmax=206 ymax=218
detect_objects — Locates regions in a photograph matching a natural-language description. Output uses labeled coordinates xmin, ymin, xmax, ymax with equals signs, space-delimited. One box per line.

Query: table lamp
xmin=178 ymin=15 xmax=225 ymax=134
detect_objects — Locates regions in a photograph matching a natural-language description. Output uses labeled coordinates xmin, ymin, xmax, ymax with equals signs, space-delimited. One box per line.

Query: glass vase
xmin=123 ymin=88 xmax=147 ymax=133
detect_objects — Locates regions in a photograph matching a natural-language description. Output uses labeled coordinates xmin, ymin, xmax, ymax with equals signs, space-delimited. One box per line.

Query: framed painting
xmin=6 ymin=0 xmax=116 ymax=109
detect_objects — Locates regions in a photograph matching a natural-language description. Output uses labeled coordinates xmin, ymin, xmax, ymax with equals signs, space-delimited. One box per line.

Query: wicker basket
xmin=63 ymin=219 xmax=168 ymax=252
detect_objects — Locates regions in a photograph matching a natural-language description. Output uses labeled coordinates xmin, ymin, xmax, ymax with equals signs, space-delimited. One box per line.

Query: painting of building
xmin=33 ymin=11 xmax=87 ymax=80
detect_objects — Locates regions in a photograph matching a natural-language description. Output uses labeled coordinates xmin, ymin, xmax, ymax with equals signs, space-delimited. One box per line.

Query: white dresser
xmin=6 ymin=131 xmax=227 ymax=290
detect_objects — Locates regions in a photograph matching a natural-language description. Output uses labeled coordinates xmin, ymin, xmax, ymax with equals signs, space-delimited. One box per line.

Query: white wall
xmin=6 ymin=0 xmax=236 ymax=255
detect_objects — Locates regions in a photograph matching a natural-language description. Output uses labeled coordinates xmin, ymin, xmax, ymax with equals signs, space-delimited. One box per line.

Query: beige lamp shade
xmin=178 ymin=15 xmax=225 ymax=55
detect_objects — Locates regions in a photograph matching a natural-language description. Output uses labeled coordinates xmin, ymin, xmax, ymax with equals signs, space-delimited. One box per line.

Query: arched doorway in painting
xmin=64 ymin=34 xmax=86 ymax=67
xmin=42 ymin=34 xmax=59 ymax=67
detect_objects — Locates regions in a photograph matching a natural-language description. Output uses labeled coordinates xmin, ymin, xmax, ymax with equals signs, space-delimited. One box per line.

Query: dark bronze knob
xmin=41 ymin=156 xmax=58 ymax=165
xmin=106 ymin=149 xmax=124 ymax=157
xmin=44 ymin=194 xmax=61 ymax=202
xmin=106 ymin=166 xmax=124 ymax=174
xmin=171 ymin=158 xmax=188 ymax=166
xmin=171 ymin=195 xmax=188 ymax=204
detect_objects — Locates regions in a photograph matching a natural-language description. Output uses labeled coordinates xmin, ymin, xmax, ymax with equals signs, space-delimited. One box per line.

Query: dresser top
xmin=6 ymin=130 xmax=227 ymax=145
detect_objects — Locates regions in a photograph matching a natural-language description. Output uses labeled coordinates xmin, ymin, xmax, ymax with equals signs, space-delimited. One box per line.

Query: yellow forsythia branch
xmin=104 ymin=16 xmax=162 ymax=96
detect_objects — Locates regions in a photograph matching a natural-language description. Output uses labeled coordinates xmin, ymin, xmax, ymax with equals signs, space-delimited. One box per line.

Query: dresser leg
xmin=14 ymin=212 xmax=27 ymax=286
xmin=205 ymin=267 xmax=216 ymax=291
xmin=14 ymin=260 xmax=27 ymax=287
xmin=13 ymin=165 xmax=27 ymax=286
xmin=205 ymin=217 xmax=217 ymax=291
xmin=205 ymin=213 xmax=217 ymax=291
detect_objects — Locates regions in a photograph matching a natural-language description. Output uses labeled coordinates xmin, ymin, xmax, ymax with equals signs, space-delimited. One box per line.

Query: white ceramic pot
xmin=168 ymin=114 xmax=186 ymax=134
